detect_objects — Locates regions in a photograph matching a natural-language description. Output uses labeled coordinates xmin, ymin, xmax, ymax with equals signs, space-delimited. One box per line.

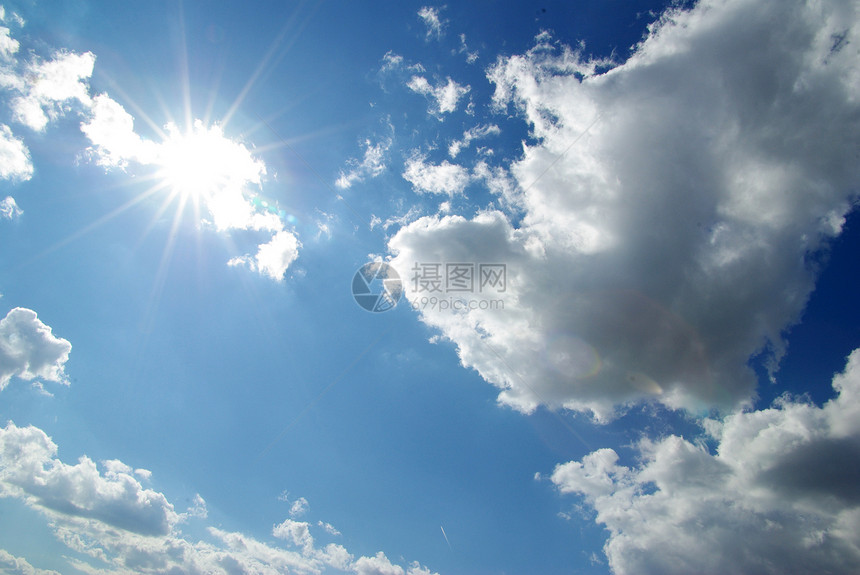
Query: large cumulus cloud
xmin=388 ymin=0 xmax=860 ymax=420
xmin=550 ymin=348 xmax=860 ymax=574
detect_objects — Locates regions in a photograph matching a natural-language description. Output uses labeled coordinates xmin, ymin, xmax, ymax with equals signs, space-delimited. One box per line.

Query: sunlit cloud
xmin=10 ymin=50 xmax=95 ymax=131
xmin=0 ymin=124 xmax=32 ymax=181
xmin=550 ymin=348 xmax=860 ymax=574
xmin=389 ymin=0 xmax=860 ymax=420
xmin=0 ymin=307 xmax=71 ymax=393
xmin=402 ymin=153 xmax=471 ymax=196
xmin=0 ymin=421 xmax=437 ymax=575
xmin=80 ymin=93 xmax=300 ymax=280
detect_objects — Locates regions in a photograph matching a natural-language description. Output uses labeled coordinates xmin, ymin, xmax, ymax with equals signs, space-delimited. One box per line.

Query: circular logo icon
xmin=352 ymin=262 xmax=403 ymax=313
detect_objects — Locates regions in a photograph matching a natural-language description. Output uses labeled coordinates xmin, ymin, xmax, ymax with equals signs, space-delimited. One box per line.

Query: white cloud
xmin=354 ymin=551 xmax=404 ymax=575
xmin=407 ymin=76 xmax=470 ymax=116
xmin=378 ymin=51 xmax=424 ymax=77
xmin=0 ymin=421 xmax=438 ymax=575
xmin=0 ymin=195 xmax=21 ymax=219
xmin=457 ymin=33 xmax=478 ymax=64
xmin=0 ymin=423 xmax=178 ymax=536
xmin=472 ymin=161 xmax=518 ymax=205
xmin=229 ymin=229 xmax=301 ymax=281
xmin=289 ymin=496 xmax=309 ymax=518
xmin=402 ymin=154 xmax=470 ymax=196
xmin=551 ymin=348 xmax=860 ymax=575
xmin=380 ymin=51 xmax=404 ymax=73
xmin=0 ymin=550 xmax=61 ymax=575
xmin=0 ymin=124 xmax=32 ymax=181
xmin=79 ymin=94 xmax=158 ymax=168
xmin=11 ymin=50 xmax=95 ymax=131
xmin=318 ymin=520 xmax=341 ymax=537
xmin=0 ymin=25 xmax=19 ymax=60
xmin=417 ymin=6 xmax=446 ymax=40
xmin=370 ymin=205 xmax=424 ymax=232
xmin=388 ymin=0 xmax=860 ymax=420
xmin=448 ymin=123 xmax=500 ymax=158
xmin=336 ymin=132 xmax=392 ymax=189
xmin=0 ymin=308 xmax=71 ymax=392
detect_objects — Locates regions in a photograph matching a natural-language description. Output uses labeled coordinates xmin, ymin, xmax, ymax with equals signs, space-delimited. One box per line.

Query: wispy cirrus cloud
xmin=417 ymin=6 xmax=446 ymax=41
xmin=336 ymin=122 xmax=393 ymax=190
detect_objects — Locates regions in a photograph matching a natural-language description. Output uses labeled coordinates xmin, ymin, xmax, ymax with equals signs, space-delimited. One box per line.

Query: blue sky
xmin=1 ymin=1 xmax=860 ymax=574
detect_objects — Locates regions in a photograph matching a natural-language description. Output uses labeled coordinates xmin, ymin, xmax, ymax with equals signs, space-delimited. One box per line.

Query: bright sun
xmin=155 ymin=120 xmax=265 ymax=202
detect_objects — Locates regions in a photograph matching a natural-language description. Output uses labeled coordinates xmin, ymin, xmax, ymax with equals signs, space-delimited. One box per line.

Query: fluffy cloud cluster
xmin=0 ymin=423 xmax=177 ymax=536
xmin=551 ymin=348 xmax=860 ymax=574
xmin=9 ymin=50 xmax=94 ymax=131
xmin=388 ymin=0 xmax=860 ymax=420
xmin=0 ymin=308 xmax=71 ymax=392
xmin=0 ymin=421 xmax=437 ymax=575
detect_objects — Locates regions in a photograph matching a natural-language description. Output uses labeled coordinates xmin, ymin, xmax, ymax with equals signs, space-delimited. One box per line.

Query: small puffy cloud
xmin=229 ymin=230 xmax=301 ymax=281
xmin=389 ymin=0 xmax=860 ymax=420
xmin=448 ymin=123 xmax=500 ymax=158
xmin=0 ymin=196 xmax=21 ymax=219
xmin=417 ymin=6 xmax=446 ymax=40
xmin=0 ymin=550 xmax=61 ymax=575
xmin=336 ymin=132 xmax=392 ymax=189
xmin=551 ymin=348 xmax=860 ymax=575
xmin=0 ymin=308 xmax=71 ymax=392
xmin=289 ymin=496 xmax=309 ymax=518
xmin=0 ymin=124 xmax=32 ymax=181
xmin=273 ymin=518 xmax=314 ymax=551
xmin=11 ymin=50 xmax=95 ymax=131
xmin=380 ymin=51 xmax=404 ymax=72
xmin=402 ymin=154 xmax=470 ymax=196
xmin=407 ymin=76 xmax=470 ymax=116
xmin=354 ymin=551 xmax=404 ymax=575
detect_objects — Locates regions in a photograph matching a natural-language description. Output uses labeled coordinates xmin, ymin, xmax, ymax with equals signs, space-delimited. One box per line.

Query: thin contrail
xmin=440 ymin=525 xmax=452 ymax=550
